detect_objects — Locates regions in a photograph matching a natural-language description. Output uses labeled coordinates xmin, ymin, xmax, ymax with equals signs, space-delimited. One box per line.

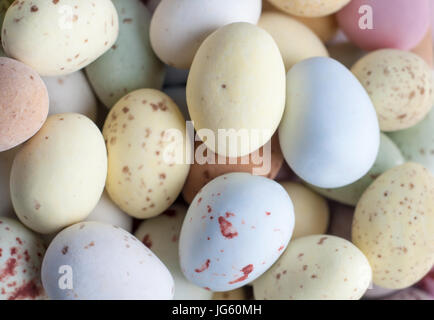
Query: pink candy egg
xmin=337 ymin=0 xmax=430 ymax=51
xmin=0 ymin=57 xmax=48 ymax=152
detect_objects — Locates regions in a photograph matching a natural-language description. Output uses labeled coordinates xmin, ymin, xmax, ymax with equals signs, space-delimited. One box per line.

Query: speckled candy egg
xmin=103 ymin=89 xmax=191 ymax=219
xmin=150 ymin=0 xmax=261 ymax=69
xmin=351 ymin=50 xmax=434 ymax=132
xmin=182 ymin=134 xmax=284 ymax=204
xmin=135 ymin=204 xmax=213 ymax=300
xmin=258 ymin=12 xmax=328 ymax=72
xmin=267 ymin=0 xmax=350 ymax=17
xmin=41 ymin=221 xmax=174 ymax=300
xmin=179 ymin=173 xmax=294 ymax=292
xmin=353 ymin=163 xmax=434 ymax=289
xmin=187 ymin=22 xmax=285 ymax=158
xmin=86 ymin=0 xmax=165 ymax=108
xmin=0 ymin=57 xmax=48 ymax=152
xmin=388 ymin=106 xmax=434 ymax=174
xmin=280 ymin=182 xmax=329 ymax=239
xmin=43 ymin=71 xmax=97 ymax=122
xmin=337 ymin=0 xmax=430 ymax=51
xmin=309 ymin=134 xmax=404 ymax=206
xmin=1 ymin=0 xmax=119 ymax=76
xmin=0 ymin=217 xmax=46 ymax=300
xmin=10 ymin=114 xmax=107 ymax=234
xmin=253 ymin=235 xmax=372 ymax=300
xmin=279 ymin=57 xmax=380 ymax=188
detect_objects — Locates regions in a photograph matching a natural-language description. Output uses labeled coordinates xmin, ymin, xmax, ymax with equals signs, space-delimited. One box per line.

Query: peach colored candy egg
xmin=182 ymin=134 xmax=284 ymax=204
xmin=0 ymin=57 xmax=48 ymax=152
xmin=337 ymin=0 xmax=430 ymax=51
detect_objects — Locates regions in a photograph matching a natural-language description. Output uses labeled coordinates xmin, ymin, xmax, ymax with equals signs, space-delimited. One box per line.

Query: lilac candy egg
xmin=41 ymin=221 xmax=174 ymax=300
xmin=179 ymin=173 xmax=294 ymax=292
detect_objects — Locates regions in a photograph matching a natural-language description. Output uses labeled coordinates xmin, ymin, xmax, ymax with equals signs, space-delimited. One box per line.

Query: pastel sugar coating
xmin=280 ymin=182 xmax=329 ymax=239
xmin=388 ymin=106 xmax=434 ymax=174
xmin=85 ymin=191 xmax=133 ymax=233
xmin=258 ymin=12 xmax=328 ymax=72
xmin=182 ymin=134 xmax=284 ymax=204
xmin=86 ymin=0 xmax=165 ymax=109
xmin=0 ymin=217 xmax=46 ymax=300
xmin=150 ymin=0 xmax=261 ymax=69
xmin=351 ymin=50 xmax=434 ymax=132
xmin=0 ymin=57 xmax=49 ymax=152
xmin=353 ymin=163 xmax=434 ymax=289
xmin=41 ymin=221 xmax=174 ymax=300
xmin=279 ymin=57 xmax=379 ymax=189
xmin=1 ymin=0 xmax=119 ymax=76
xmin=267 ymin=0 xmax=350 ymax=18
xmin=179 ymin=173 xmax=294 ymax=292
xmin=10 ymin=114 xmax=107 ymax=234
xmin=213 ymin=287 xmax=248 ymax=300
xmin=337 ymin=0 xmax=430 ymax=51
xmin=0 ymin=146 xmax=19 ymax=217
xmin=103 ymin=89 xmax=191 ymax=219
xmin=135 ymin=204 xmax=213 ymax=300
xmin=187 ymin=22 xmax=286 ymax=158
xmin=309 ymin=134 xmax=404 ymax=206
xmin=43 ymin=71 xmax=97 ymax=122
xmin=253 ymin=235 xmax=372 ymax=300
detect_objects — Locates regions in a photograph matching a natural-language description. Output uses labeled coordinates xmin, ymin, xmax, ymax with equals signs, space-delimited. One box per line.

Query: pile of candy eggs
xmin=0 ymin=0 xmax=433 ymax=300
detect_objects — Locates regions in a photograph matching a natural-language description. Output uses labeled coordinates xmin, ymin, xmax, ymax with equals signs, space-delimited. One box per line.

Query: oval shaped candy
xmin=179 ymin=173 xmax=294 ymax=292
xmin=103 ymin=89 xmax=191 ymax=219
xmin=86 ymin=0 xmax=165 ymax=108
xmin=353 ymin=163 xmax=434 ymax=289
xmin=150 ymin=0 xmax=261 ymax=69
xmin=253 ymin=235 xmax=372 ymax=300
xmin=0 ymin=57 xmax=48 ymax=152
xmin=41 ymin=221 xmax=174 ymax=300
xmin=2 ymin=0 xmax=119 ymax=76
xmin=351 ymin=49 xmax=434 ymax=132
xmin=337 ymin=0 xmax=430 ymax=51
xmin=187 ymin=22 xmax=285 ymax=158
xmin=279 ymin=57 xmax=379 ymax=188
xmin=10 ymin=114 xmax=107 ymax=234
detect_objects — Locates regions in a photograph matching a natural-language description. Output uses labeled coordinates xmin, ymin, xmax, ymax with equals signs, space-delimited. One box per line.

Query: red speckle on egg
xmin=0 ymin=258 xmax=18 ymax=281
xmin=225 ymin=212 xmax=235 ymax=218
xmin=142 ymin=234 xmax=152 ymax=248
xmin=266 ymin=212 xmax=271 ymax=216
xmin=218 ymin=217 xmax=238 ymax=239
xmin=195 ymin=259 xmax=210 ymax=273
xmin=7 ymin=281 xmax=42 ymax=300
xmin=229 ymin=264 xmax=254 ymax=284
xmin=207 ymin=205 xmax=212 ymax=213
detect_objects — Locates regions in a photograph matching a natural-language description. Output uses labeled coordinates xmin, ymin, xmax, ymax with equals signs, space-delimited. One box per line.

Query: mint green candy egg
xmin=388 ymin=107 xmax=434 ymax=174
xmin=86 ymin=0 xmax=165 ymax=108
xmin=308 ymin=134 xmax=404 ymax=206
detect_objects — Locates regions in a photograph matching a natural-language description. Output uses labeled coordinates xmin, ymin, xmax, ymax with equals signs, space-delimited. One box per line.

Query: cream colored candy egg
xmin=280 ymin=182 xmax=329 ymax=238
xmin=267 ymin=0 xmax=351 ymax=18
xmin=351 ymin=49 xmax=434 ymax=132
xmin=1 ymin=0 xmax=119 ymax=76
xmin=10 ymin=114 xmax=107 ymax=234
xmin=353 ymin=162 xmax=434 ymax=289
xmin=187 ymin=22 xmax=285 ymax=158
xmin=258 ymin=12 xmax=328 ymax=72
xmin=253 ymin=235 xmax=372 ymax=300
xmin=104 ymin=89 xmax=191 ymax=219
